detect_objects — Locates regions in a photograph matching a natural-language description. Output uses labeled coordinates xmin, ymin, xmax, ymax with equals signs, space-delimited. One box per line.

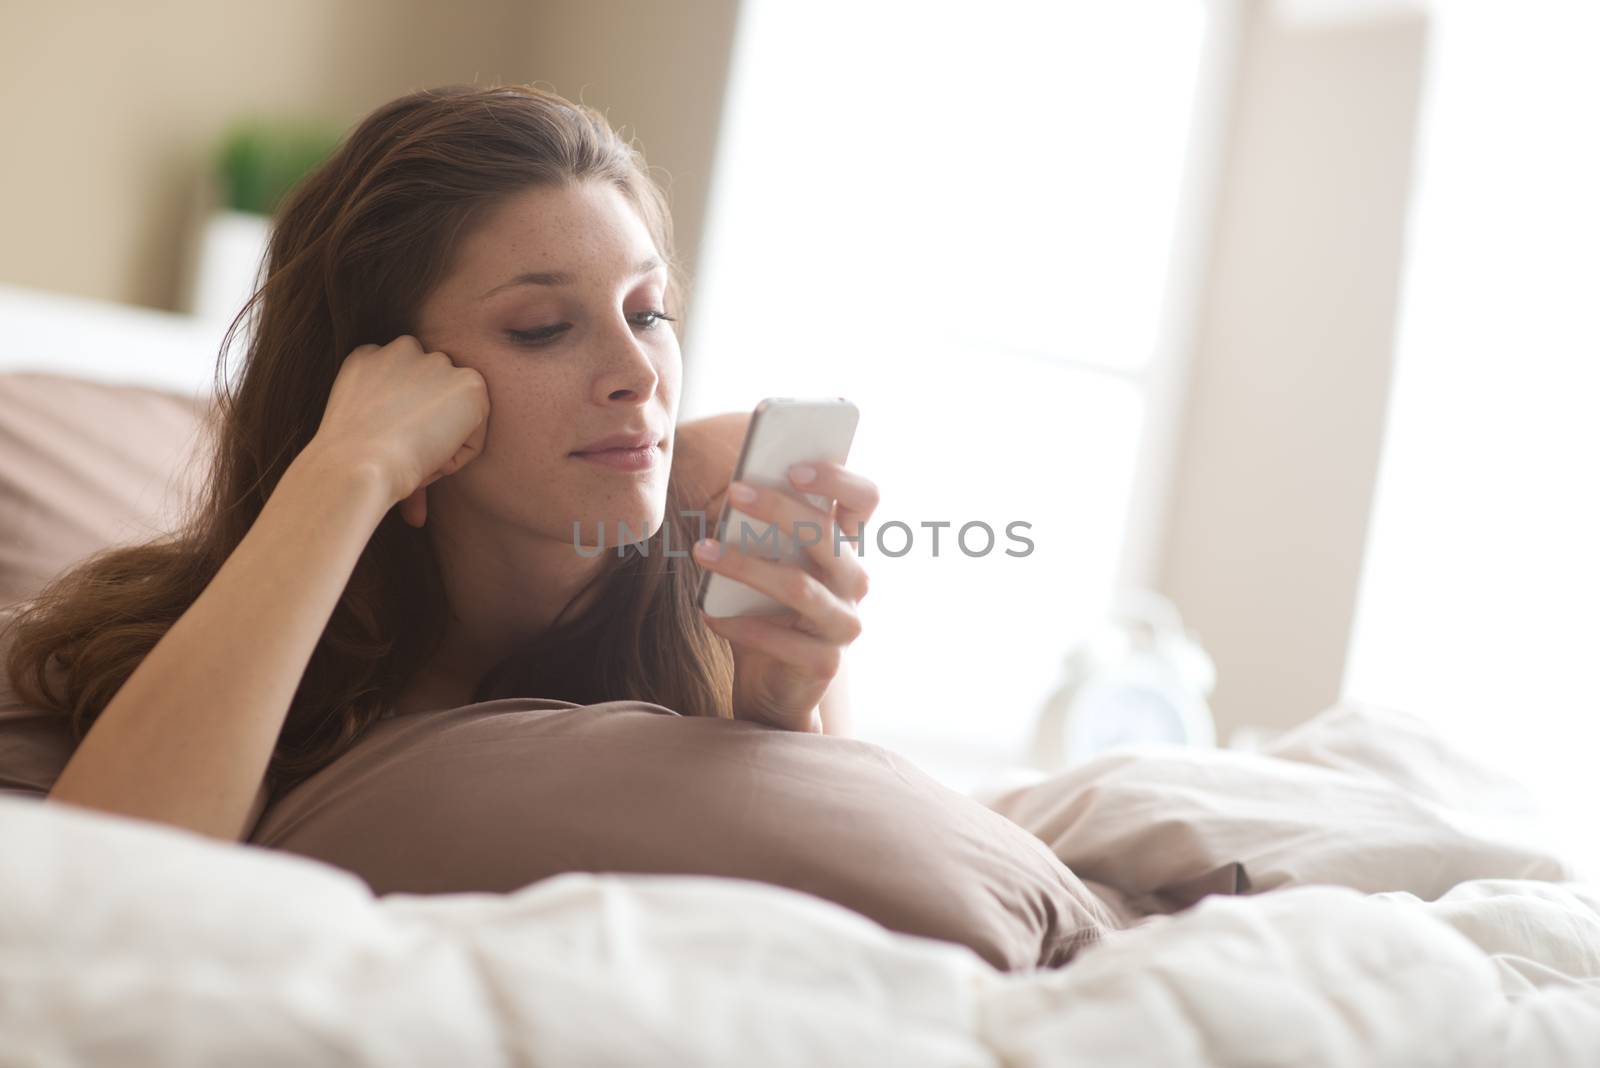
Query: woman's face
xmin=414 ymin=180 xmax=680 ymax=550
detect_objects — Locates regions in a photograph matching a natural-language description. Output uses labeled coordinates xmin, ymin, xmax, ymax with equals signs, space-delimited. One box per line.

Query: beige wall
xmin=3 ymin=0 xmax=1426 ymax=745
xmin=0 ymin=0 xmax=740 ymax=313
xmin=513 ymin=0 xmax=742 ymax=325
xmin=1154 ymin=1 xmax=1429 ymax=740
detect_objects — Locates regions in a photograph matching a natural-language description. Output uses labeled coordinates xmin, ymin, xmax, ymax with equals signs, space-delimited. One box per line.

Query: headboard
xmin=0 ymin=282 xmax=230 ymax=400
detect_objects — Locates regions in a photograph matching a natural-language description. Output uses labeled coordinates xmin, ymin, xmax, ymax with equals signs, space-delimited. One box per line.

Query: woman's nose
xmin=592 ymin=317 xmax=662 ymax=403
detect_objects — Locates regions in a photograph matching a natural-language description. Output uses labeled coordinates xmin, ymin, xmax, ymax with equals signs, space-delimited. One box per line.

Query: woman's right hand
xmin=307 ymin=335 xmax=490 ymax=528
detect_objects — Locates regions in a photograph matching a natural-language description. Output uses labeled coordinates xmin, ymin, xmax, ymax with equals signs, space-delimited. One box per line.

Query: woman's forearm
xmin=46 ymin=446 xmax=395 ymax=843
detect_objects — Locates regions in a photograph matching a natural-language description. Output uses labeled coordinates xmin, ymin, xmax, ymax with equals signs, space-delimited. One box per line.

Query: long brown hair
xmin=3 ymin=84 xmax=734 ymax=802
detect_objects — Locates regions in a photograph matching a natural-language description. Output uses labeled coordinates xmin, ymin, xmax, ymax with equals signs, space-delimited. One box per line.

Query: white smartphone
xmin=696 ymin=397 xmax=860 ymax=618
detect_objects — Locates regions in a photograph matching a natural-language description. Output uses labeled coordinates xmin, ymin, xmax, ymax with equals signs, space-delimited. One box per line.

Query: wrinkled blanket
xmin=3 ymin=702 xmax=1598 ymax=1066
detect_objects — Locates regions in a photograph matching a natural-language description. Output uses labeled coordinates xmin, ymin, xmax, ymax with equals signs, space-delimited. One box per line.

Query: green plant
xmin=215 ymin=118 xmax=344 ymax=217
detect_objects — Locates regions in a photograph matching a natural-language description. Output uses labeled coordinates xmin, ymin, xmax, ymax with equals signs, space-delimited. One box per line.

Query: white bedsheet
xmin=4 ymin=705 xmax=1599 ymax=1066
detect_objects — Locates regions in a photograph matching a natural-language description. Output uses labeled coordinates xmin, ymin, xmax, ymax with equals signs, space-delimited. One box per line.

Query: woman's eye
xmin=508 ymin=309 xmax=677 ymax=348
xmin=507 ymin=325 xmax=566 ymax=345
xmin=635 ymin=309 xmax=677 ymax=331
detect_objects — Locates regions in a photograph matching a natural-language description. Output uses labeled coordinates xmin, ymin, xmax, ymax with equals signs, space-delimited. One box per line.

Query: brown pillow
xmin=0 ymin=373 xmax=213 ymax=801
xmin=0 ymin=372 xmax=211 ymax=608
xmin=252 ymin=698 xmax=1123 ymax=973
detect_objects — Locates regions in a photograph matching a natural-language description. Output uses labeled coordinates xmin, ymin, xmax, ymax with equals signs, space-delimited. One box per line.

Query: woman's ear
xmin=400 ymin=485 xmax=427 ymax=528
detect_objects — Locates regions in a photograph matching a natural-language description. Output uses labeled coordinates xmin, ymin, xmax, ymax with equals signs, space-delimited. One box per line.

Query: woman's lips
xmin=570 ymin=443 xmax=660 ymax=472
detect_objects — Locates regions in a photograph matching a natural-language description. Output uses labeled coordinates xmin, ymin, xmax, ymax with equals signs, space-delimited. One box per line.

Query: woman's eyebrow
xmin=477 ymin=255 xmax=663 ymax=300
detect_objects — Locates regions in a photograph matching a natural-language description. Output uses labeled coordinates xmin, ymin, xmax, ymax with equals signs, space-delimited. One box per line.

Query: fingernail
xmin=695 ymin=538 xmax=721 ymax=560
xmin=790 ymin=464 xmax=816 ymax=485
xmin=729 ymin=482 xmax=756 ymax=503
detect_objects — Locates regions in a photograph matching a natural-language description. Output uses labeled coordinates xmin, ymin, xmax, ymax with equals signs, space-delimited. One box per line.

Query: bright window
xmin=685 ymin=0 xmax=1209 ymax=787
xmin=1344 ymin=1 xmax=1600 ymax=871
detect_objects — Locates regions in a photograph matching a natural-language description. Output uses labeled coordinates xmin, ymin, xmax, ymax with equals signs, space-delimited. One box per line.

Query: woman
xmin=5 ymin=81 xmax=868 ymax=841
xmin=5 ymin=85 xmax=1116 ymax=971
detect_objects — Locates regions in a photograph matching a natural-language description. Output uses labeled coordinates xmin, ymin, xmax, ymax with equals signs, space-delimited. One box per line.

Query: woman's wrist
xmin=285 ymin=441 xmax=399 ymax=523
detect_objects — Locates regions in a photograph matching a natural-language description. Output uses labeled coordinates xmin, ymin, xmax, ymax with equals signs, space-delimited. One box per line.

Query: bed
xmin=4 ymin=281 xmax=1599 ymax=1065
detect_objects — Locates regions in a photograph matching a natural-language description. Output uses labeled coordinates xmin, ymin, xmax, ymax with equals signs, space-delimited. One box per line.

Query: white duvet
xmin=4 ymin=703 xmax=1598 ymax=1067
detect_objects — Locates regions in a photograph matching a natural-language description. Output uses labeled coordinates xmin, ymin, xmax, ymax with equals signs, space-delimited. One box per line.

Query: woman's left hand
xmin=694 ymin=461 xmax=879 ymax=733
